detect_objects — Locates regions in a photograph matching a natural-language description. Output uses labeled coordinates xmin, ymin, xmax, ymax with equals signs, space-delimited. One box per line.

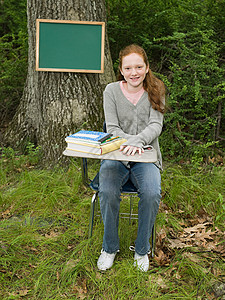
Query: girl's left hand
xmin=120 ymin=145 xmax=144 ymax=156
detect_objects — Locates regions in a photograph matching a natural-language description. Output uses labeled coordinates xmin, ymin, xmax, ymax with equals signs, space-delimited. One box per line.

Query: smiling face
xmin=120 ymin=53 xmax=149 ymax=92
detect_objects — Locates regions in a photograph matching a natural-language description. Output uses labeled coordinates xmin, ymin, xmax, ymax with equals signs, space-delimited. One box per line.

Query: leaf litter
xmin=153 ymin=211 xmax=225 ymax=266
xmin=150 ymin=209 xmax=225 ymax=298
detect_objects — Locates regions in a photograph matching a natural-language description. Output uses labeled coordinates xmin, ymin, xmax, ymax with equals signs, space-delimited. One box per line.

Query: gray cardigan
xmin=103 ymin=81 xmax=164 ymax=169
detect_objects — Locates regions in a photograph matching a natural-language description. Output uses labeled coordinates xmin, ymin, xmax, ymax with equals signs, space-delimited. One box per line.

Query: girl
xmin=97 ymin=44 xmax=165 ymax=272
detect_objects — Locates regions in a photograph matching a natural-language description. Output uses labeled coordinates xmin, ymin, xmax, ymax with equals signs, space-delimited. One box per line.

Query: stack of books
xmin=65 ymin=130 xmax=127 ymax=155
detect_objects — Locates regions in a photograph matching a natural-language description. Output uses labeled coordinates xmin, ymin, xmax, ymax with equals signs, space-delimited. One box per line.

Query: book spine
xmin=101 ymin=138 xmax=126 ymax=154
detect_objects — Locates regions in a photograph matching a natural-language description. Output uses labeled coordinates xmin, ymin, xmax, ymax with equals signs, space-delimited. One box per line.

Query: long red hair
xmin=117 ymin=44 xmax=165 ymax=113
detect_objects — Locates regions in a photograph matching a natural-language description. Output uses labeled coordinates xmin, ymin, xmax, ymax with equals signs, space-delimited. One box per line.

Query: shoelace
xmin=101 ymin=249 xmax=120 ymax=254
xmin=129 ymin=245 xmax=151 ymax=255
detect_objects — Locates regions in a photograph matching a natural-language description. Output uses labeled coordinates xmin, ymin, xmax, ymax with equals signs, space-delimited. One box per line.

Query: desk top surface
xmin=63 ymin=148 xmax=157 ymax=163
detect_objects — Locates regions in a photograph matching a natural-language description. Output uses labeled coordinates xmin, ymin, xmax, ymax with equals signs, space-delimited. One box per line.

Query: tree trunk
xmin=4 ymin=0 xmax=115 ymax=165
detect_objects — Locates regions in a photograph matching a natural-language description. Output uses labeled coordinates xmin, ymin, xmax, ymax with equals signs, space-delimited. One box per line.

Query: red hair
xmin=117 ymin=44 xmax=165 ymax=113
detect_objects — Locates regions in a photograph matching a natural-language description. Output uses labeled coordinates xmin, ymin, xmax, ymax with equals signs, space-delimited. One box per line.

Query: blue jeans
xmin=99 ymin=160 xmax=161 ymax=256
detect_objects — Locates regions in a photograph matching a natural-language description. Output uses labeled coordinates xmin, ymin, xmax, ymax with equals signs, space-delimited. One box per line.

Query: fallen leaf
xmin=30 ymin=247 xmax=39 ymax=252
xmin=19 ymin=289 xmax=29 ymax=296
xmin=44 ymin=231 xmax=59 ymax=238
xmin=194 ymin=228 xmax=214 ymax=246
xmin=175 ymin=272 xmax=181 ymax=279
xmin=154 ymin=249 xmax=170 ymax=266
xmin=156 ymin=228 xmax=167 ymax=245
xmin=1 ymin=206 xmax=13 ymax=219
xmin=56 ymin=271 xmax=60 ymax=281
xmin=0 ymin=269 xmax=7 ymax=273
xmin=10 ymin=289 xmax=30 ymax=297
xmin=210 ymin=267 xmax=223 ymax=277
xmin=183 ymin=223 xmax=210 ymax=234
xmin=168 ymin=238 xmax=189 ymax=249
xmin=75 ymin=229 xmax=85 ymax=236
xmin=72 ymin=278 xmax=88 ymax=299
xmin=182 ymin=252 xmax=201 ymax=263
xmin=155 ymin=275 xmax=168 ymax=290
xmin=64 ymin=259 xmax=79 ymax=272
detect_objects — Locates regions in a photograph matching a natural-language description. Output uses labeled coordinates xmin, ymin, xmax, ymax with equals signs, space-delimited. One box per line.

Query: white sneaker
xmin=97 ymin=249 xmax=117 ymax=271
xmin=134 ymin=252 xmax=149 ymax=272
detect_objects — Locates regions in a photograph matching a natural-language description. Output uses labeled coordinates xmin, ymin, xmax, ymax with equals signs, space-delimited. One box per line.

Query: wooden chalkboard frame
xmin=36 ymin=19 xmax=105 ymax=73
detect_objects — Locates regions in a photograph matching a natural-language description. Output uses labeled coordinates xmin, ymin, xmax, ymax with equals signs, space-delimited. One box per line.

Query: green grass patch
xmin=0 ymin=147 xmax=224 ymax=299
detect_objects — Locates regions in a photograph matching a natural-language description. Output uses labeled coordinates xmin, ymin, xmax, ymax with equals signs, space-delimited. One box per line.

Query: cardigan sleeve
xmin=127 ymin=102 xmax=164 ymax=148
xmin=103 ymin=83 xmax=164 ymax=149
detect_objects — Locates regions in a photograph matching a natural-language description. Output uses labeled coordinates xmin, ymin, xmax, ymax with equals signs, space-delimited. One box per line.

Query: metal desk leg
xmin=81 ymin=158 xmax=89 ymax=187
xmin=88 ymin=192 xmax=98 ymax=238
xmin=151 ymin=223 xmax=156 ymax=257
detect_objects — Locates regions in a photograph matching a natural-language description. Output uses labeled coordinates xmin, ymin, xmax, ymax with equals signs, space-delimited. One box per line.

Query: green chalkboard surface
xmin=36 ymin=19 xmax=105 ymax=73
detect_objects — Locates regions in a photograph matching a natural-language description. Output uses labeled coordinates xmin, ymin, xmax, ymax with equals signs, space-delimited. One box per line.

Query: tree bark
xmin=4 ymin=0 xmax=115 ymax=165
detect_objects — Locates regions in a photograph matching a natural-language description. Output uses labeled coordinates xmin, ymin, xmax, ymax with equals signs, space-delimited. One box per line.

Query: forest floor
xmin=0 ymin=147 xmax=225 ymax=299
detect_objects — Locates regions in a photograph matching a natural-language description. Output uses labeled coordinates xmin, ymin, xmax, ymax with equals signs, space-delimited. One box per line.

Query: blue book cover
xmin=66 ymin=130 xmax=112 ymax=143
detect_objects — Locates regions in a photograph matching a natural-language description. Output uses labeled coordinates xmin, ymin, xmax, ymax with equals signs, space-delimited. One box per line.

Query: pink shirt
xmin=119 ymin=81 xmax=144 ymax=106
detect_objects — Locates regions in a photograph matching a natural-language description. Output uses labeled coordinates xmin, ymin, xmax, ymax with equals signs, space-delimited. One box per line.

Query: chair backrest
xmin=103 ymin=121 xmax=107 ymax=133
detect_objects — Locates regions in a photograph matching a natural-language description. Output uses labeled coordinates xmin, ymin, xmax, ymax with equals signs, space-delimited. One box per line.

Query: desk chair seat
xmin=84 ymin=161 xmax=156 ymax=257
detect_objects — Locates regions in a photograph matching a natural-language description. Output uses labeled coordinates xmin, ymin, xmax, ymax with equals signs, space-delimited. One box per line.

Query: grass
xmin=0 ymin=147 xmax=225 ymax=299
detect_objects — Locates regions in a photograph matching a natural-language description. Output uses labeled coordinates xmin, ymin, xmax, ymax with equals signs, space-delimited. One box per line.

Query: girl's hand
xmin=120 ymin=145 xmax=144 ymax=156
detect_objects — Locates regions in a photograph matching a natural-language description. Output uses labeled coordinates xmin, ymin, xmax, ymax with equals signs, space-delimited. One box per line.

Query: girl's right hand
xmin=120 ymin=145 xmax=144 ymax=156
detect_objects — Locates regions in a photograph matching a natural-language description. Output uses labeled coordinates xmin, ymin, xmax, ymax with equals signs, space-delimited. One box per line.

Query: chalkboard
xmin=36 ymin=19 xmax=105 ymax=73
